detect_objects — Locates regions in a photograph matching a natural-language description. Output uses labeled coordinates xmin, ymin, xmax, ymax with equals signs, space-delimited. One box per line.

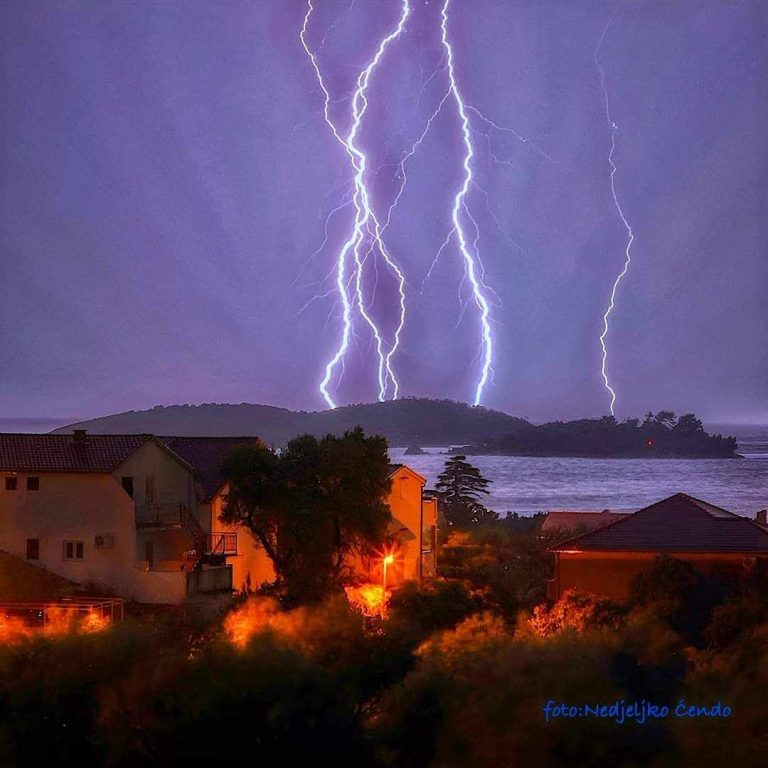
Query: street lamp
xmin=382 ymin=553 xmax=394 ymax=590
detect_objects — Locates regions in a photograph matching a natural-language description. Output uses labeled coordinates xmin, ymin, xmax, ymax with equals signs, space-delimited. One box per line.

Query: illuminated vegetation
xmin=1 ymin=526 xmax=767 ymax=766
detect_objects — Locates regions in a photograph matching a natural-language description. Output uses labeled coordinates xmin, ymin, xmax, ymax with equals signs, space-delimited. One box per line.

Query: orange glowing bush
xmin=0 ymin=607 xmax=110 ymax=643
xmin=525 ymin=590 xmax=622 ymax=637
xmin=224 ymin=595 xmax=368 ymax=654
xmin=224 ymin=597 xmax=288 ymax=649
xmin=0 ymin=615 xmax=30 ymax=642
xmin=344 ymin=584 xmax=390 ymax=619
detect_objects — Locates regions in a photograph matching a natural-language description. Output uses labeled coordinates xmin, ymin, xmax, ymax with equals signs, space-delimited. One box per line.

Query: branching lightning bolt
xmin=441 ymin=0 xmax=493 ymax=406
xmin=300 ymin=0 xmax=410 ymax=408
xmin=595 ymin=11 xmax=634 ymax=416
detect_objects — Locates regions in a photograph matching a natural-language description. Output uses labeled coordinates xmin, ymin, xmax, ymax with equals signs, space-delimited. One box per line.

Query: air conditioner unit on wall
xmin=95 ymin=534 xmax=115 ymax=548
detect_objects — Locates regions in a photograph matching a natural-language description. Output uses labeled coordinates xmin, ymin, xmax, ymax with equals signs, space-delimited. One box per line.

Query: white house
xmin=0 ymin=431 xmax=440 ymax=604
xmin=0 ymin=430 xmax=232 ymax=603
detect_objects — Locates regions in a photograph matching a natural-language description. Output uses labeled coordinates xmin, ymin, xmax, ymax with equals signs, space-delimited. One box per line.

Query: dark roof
xmin=160 ymin=436 xmax=260 ymax=500
xmin=551 ymin=493 xmax=768 ymax=554
xmin=388 ymin=463 xmax=426 ymax=484
xmin=0 ymin=433 xmax=152 ymax=473
xmin=542 ymin=510 xmax=630 ymax=534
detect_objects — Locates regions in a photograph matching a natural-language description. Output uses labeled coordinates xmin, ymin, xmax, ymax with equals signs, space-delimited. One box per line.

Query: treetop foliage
xmin=435 ymin=455 xmax=499 ymax=529
xmin=221 ymin=427 xmax=392 ymax=605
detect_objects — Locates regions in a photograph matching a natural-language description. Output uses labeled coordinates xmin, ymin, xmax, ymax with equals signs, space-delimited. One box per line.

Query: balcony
xmin=136 ymin=502 xmax=187 ymax=528
xmin=133 ymin=564 xmax=233 ymax=602
xmin=187 ymin=565 xmax=233 ymax=595
xmin=204 ymin=532 xmax=237 ymax=556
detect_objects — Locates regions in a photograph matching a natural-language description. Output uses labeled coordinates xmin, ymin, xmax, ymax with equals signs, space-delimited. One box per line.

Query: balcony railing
xmin=204 ymin=532 xmax=237 ymax=556
xmin=0 ymin=597 xmax=125 ymax=627
xmin=136 ymin=502 xmax=187 ymax=528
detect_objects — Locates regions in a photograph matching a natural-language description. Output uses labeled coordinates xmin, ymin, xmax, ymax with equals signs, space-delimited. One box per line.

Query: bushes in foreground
xmin=2 ymin=552 xmax=768 ymax=766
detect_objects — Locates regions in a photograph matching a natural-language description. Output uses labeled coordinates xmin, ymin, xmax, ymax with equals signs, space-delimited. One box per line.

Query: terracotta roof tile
xmin=0 ymin=433 xmax=151 ymax=473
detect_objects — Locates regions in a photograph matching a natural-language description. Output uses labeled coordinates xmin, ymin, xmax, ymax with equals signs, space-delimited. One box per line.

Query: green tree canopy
xmin=220 ymin=427 xmax=392 ymax=604
xmin=435 ymin=455 xmax=497 ymax=528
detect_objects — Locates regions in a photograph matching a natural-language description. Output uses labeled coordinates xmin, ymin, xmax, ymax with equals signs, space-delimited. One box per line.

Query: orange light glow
xmin=0 ymin=606 xmax=110 ymax=642
xmin=381 ymin=551 xmax=396 ymax=590
xmin=344 ymin=583 xmax=390 ymax=619
xmin=223 ymin=597 xmax=308 ymax=649
xmin=0 ymin=615 xmax=29 ymax=642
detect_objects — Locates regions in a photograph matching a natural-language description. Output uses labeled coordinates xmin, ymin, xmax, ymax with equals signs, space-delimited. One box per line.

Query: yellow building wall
xmin=385 ymin=466 xmax=431 ymax=584
xmin=421 ymin=497 xmax=438 ymax=578
xmin=208 ymin=465 xmax=438 ymax=593
xmin=210 ymin=489 xmax=275 ymax=594
xmin=555 ymin=551 xmax=761 ymax=602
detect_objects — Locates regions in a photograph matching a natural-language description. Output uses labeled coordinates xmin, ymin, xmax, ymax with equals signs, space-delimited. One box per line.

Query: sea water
xmin=389 ymin=424 xmax=768 ymax=517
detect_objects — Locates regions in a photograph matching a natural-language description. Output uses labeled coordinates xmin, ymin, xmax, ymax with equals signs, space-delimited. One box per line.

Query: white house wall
xmin=114 ymin=440 xmax=198 ymax=519
xmin=0 ymin=471 xmax=137 ymax=595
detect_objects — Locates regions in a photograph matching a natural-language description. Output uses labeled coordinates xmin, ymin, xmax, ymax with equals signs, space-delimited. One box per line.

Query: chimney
xmin=756 ymin=509 xmax=767 ymax=527
xmin=73 ymin=429 xmax=87 ymax=442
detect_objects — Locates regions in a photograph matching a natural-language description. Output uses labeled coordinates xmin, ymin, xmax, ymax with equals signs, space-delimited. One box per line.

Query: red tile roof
xmin=0 ymin=433 xmax=152 ymax=473
xmin=551 ymin=493 xmax=768 ymax=554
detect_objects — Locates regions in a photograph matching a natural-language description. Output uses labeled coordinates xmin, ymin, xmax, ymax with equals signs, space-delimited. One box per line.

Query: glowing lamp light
xmin=382 ymin=553 xmax=395 ymax=590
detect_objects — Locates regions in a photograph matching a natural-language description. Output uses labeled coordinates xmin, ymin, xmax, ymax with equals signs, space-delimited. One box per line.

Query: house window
xmin=121 ymin=476 xmax=134 ymax=498
xmin=5 ymin=477 xmax=17 ymax=491
xmin=27 ymin=477 xmax=40 ymax=491
xmin=26 ymin=538 xmax=40 ymax=560
xmin=63 ymin=540 xmax=84 ymax=560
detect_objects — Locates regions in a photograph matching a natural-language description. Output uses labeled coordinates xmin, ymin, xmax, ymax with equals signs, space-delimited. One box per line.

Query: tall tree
xmin=220 ymin=427 xmax=392 ymax=604
xmin=436 ymin=455 xmax=496 ymax=528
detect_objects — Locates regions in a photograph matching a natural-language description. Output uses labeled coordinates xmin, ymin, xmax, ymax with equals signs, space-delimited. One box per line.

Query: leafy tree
xmin=435 ymin=455 xmax=496 ymax=528
xmin=654 ymin=410 xmax=677 ymax=429
xmin=629 ymin=554 xmax=727 ymax=642
xmin=221 ymin=427 xmax=392 ymax=604
xmin=673 ymin=413 xmax=704 ymax=435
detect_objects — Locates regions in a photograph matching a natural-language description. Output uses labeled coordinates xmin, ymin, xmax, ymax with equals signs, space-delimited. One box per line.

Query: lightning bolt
xmin=300 ymin=0 xmax=410 ymax=408
xmin=440 ymin=0 xmax=494 ymax=406
xmin=595 ymin=11 xmax=635 ymax=416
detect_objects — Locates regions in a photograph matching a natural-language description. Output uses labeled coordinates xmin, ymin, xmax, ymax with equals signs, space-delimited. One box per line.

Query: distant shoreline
xmin=455 ymin=451 xmax=743 ymax=460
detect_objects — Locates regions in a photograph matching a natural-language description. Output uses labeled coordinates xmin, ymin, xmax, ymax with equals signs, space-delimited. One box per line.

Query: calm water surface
xmin=390 ymin=425 xmax=768 ymax=517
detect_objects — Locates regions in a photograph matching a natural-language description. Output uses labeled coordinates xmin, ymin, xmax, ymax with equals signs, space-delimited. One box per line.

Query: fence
xmin=136 ymin=502 xmax=187 ymax=527
xmin=0 ymin=597 xmax=125 ymax=628
xmin=205 ymin=532 xmax=238 ymax=556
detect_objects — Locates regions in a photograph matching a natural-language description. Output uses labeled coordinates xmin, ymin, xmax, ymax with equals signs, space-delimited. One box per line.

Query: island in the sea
xmin=53 ymin=401 xmax=738 ymax=458
xmin=457 ymin=412 xmax=738 ymax=458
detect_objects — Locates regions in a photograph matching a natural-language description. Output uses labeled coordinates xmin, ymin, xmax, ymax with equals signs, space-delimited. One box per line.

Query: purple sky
xmin=1 ymin=0 xmax=766 ymax=424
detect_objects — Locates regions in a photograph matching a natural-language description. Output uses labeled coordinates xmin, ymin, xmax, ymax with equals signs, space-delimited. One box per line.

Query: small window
xmin=121 ymin=476 xmax=134 ymax=498
xmin=5 ymin=477 xmax=17 ymax=491
xmin=63 ymin=540 xmax=84 ymax=560
xmin=26 ymin=538 xmax=40 ymax=560
xmin=26 ymin=477 xmax=40 ymax=491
